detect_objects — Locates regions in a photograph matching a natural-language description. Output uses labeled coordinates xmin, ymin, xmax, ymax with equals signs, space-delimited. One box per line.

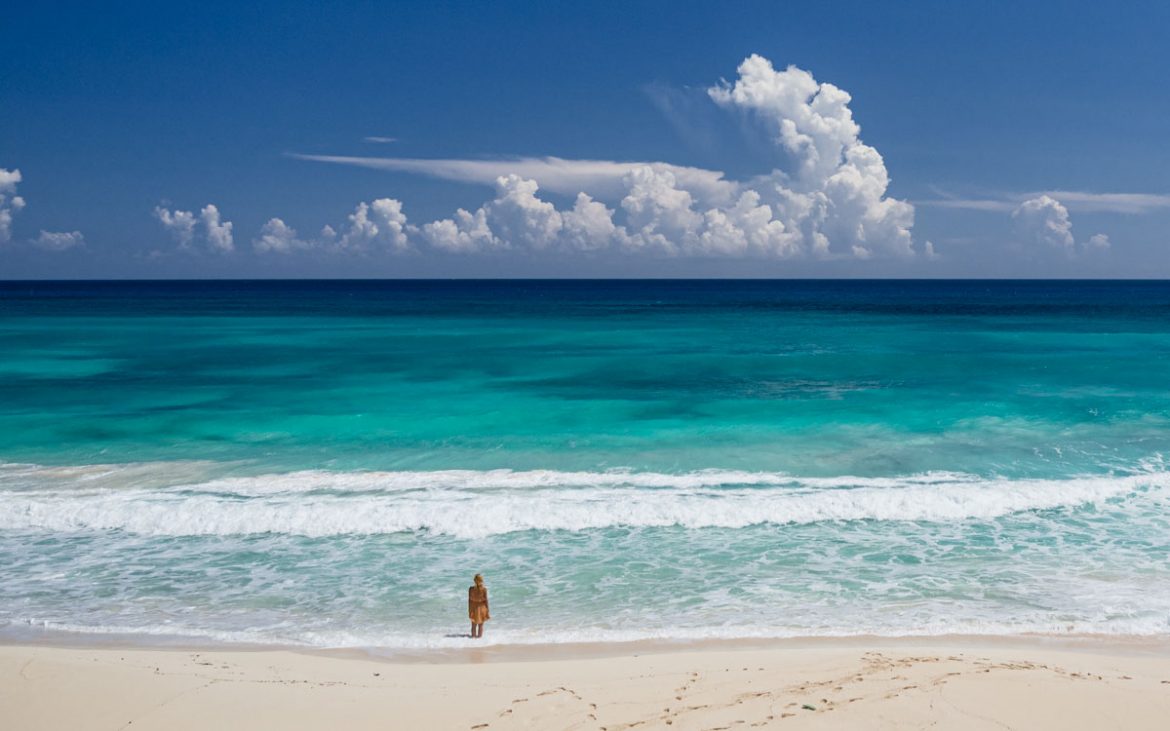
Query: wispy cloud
xmin=287 ymin=153 xmax=737 ymax=203
xmin=1034 ymin=191 xmax=1170 ymax=214
xmin=916 ymin=198 xmax=1016 ymax=212
xmin=363 ymin=136 xmax=398 ymax=144
xmin=919 ymin=190 xmax=1170 ymax=214
xmin=32 ymin=230 xmax=85 ymax=251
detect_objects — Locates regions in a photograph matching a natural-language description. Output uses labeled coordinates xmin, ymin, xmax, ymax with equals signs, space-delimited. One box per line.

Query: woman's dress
xmin=468 ymin=586 xmax=489 ymax=623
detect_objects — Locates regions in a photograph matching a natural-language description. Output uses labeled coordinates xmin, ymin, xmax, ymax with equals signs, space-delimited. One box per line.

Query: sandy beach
xmin=3 ymin=638 xmax=1168 ymax=730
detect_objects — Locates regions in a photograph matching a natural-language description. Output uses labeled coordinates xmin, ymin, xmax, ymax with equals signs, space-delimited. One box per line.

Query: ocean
xmin=1 ymin=279 xmax=1168 ymax=648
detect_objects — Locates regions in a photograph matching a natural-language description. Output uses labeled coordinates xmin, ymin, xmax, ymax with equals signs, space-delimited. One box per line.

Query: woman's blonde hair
xmin=473 ymin=573 xmax=484 ymax=584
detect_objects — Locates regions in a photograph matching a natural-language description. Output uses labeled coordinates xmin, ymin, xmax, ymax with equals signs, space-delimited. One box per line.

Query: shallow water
xmin=2 ymin=280 xmax=1169 ymax=647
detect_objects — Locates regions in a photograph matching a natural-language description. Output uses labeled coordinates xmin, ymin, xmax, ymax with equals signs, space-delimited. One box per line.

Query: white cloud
xmin=709 ymin=55 xmax=860 ymax=187
xmin=419 ymin=176 xmax=611 ymax=254
xmin=1012 ymin=195 xmax=1111 ymax=256
xmin=717 ymin=190 xmax=802 ymax=256
xmin=920 ymin=190 xmax=1170 ymax=214
xmin=154 ymin=203 xmax=234 ymax=253
xmin=421 ymin=207 xmax=497 ymax=253
xmin=561 ymin=193 xmax=618 ymax=251
xmin=200 ymin=205 xmax=234 ymax=253
xmin=620 ymin=166 xmax=702 ymax=254
xmin=0 ymin=168 xmax=21 ymax=194
xmin=482 ymin=175 xmax=563 ymax=249
xmin=696 ymin=190 xmax=797 ymax=257
xmin=1038 ymin=191 xmax=1170 ymax=214
xmin=290 ymin=154 xmax=737 ymax=205
xmin=0 ymin=168 xmax=26 ymax=244
xmin=253 ymin=217 xmax=310 ymax=254
xmin=253 ymin=199 xmax=411 ymax=255
xmin=335 ymin=199 xmax=410 ymax=252
xmin=363 ymin=136 xmax=398 ymax=144
xmin=153 ymin=206 xmax=196 ymax=246
xmin=1087 ymin=233 xmax=1111 ymax=250
xmin=32 ymin=230 xmax=84 ymax=251
xmin=709 ymin=55 xmax=915 ymax=258
xmin=917 ymin=197 xmax=1016 ymax=212
xmin=2 ymin=169 xmax=84 ymax=252
xmin=285 ymin=54 xmax=916 ymax=260
xmin=334 ymin=205 xmax=378 ymax=250
xmin=405 ymin=166 xmax=809 ymax=258
xmin=1012 ymin=195 xmax=1075 ymax=251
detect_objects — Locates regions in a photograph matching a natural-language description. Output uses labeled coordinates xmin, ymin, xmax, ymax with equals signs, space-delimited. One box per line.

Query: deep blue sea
xmin=1 ymin=280 xmax=1168 ymax=647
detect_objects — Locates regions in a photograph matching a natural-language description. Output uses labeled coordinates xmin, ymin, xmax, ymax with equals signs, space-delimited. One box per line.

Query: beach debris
xmin=801 ymin=704 xmax=816 ymax=711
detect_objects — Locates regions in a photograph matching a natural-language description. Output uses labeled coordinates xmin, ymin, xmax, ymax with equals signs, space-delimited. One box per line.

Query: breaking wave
xmin=1 ymin=463 xmax=1164 ymax=538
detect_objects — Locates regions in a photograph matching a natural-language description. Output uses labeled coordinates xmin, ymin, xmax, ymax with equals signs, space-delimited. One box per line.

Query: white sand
xmin=3 ymin=639 xmax=1169 ymax=729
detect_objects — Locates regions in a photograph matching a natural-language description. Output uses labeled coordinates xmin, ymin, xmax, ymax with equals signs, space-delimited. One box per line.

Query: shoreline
xmin=5 ymin=626 xmax=1170 ymax=662
xmin=4 ymin=636 xmax=1169 ymax=730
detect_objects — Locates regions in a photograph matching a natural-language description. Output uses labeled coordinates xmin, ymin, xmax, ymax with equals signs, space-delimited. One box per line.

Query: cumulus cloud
xmin=1012 ymin=195 xmax=1075 ymax=251
xmin=252 ymin=198 xmax=410 ymax=255
xmin=2 ymin=169 xmax=85 ymax=252
xmin=0 ymin=169 xmax=19 ymax=193
xmin=253 ymin=217 xmax=309 ymax=254
xmin=285 ymin=54 xmax=918 ymax=260
xmin=0 ymin=168 xmax=27 ymax=244
xmin=561 ymin=193 xmax=619 ymax=251
xmin=484 ymin=175 xmax=564 ymax=249
xmin=335 ymin=199 xmax=409 ymax=252
xmin=418 ymin=175 xmax=604 ymax=254
xmin=421 ymin=206 xmax=496 ymax=253
xmin=154 ymin=204 xmax=234 ymax=253
xmin=1086 ymin=232 xmax=1111 ymax=250
xmin=153 ymin=206 xmax=196 ymax=246
xmin=1012 ymin=195 xmax=1111 ymax=255
xmin=412 ymin=163 xmax=811 ymax=258
xmin=200 ymin=205 xmax=234 ymax=252
xmin=709 ymin=55 xmax=860 ymax=186
xmin=619 ymin=166 xmax=703 ymax=254
xmin=708 ymin=55 xmax=915 ymax=258
xmin=32 ymin=230 xmax=84 ymax=251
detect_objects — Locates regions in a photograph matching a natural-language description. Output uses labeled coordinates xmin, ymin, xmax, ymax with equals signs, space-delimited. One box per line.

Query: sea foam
xmin=0 ymin=463 xmax=1163 ymax=538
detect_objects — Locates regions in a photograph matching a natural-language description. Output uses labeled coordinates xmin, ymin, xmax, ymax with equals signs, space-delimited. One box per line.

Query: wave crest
xmin=1 ymin=464 xmax=1164 ymax=538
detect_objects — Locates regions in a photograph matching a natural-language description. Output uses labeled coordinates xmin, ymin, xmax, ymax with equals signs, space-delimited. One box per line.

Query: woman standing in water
xmin=468 ymin=574 xmax=490 ymax=638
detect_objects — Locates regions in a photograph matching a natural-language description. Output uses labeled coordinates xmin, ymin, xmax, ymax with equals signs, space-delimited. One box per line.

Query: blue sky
xmin=2 ymin=1 xmax=1169 ymax=278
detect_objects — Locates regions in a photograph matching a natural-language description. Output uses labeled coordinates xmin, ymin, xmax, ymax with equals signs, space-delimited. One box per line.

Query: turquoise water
xmin=1 ymin=280 xmax=1168 ymax=646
